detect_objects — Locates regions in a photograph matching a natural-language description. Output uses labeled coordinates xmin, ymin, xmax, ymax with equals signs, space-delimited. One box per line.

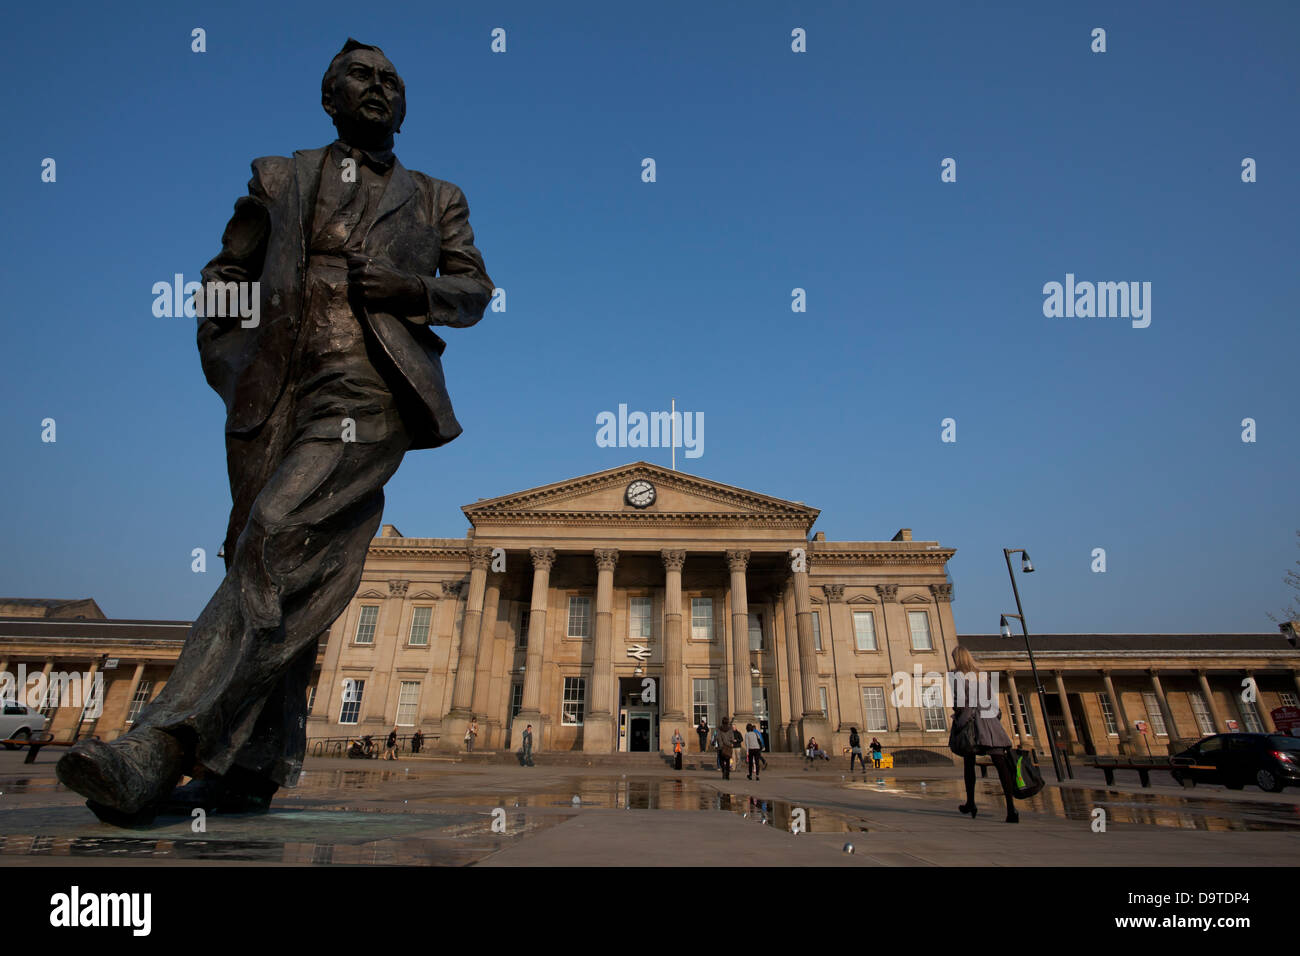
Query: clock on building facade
xmin=625 ymin=479 xmax=656 ymax=508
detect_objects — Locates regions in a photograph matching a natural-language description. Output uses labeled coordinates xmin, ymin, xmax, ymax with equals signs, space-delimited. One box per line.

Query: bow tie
xmin=333 ymin=141 xmax=395 ymax=174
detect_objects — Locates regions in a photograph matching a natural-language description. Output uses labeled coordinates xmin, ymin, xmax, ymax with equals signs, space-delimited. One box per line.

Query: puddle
xmin=842 ymin=775 xmax=1300 ymax=831
xmin=0 ymin=808 xmax=573 ymax=864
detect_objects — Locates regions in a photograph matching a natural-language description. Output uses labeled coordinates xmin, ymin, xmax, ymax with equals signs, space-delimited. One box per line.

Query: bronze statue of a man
xmin=57 ymin=39 xmax=493 ymax=824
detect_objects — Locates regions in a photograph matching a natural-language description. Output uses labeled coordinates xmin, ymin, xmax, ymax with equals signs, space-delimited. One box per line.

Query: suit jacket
xmin=197 ymin=145 xmax=494 ymax=450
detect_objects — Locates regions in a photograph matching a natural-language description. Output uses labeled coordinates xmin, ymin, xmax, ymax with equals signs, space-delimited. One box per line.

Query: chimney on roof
xmin=379 ymin=524 xmax=402 ymax=538
xmin=812 ymin=532 xmax=825 ymax=542
xmin=1282 ymin=620 xmax=1300 ymax=649
xmin=892 ymin=529 xmax=912 ymax=542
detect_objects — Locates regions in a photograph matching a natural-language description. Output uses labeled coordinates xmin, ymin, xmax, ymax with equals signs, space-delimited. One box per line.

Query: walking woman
xmin=951 ymin=646 xmax=1018 ymax=823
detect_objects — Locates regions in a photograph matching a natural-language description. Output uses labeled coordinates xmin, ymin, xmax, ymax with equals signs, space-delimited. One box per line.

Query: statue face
xmin=324 ymin=48 xmax=405 ymax=136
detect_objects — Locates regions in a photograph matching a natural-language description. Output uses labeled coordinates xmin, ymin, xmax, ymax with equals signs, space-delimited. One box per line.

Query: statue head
xmin=321 ymin=39 xmax=406 ymax=147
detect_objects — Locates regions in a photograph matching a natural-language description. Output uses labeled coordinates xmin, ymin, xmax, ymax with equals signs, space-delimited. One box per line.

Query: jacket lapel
xmin=293 ymin=146 xmax=330 ymax=243
xmin=367 ymin=158 xmax=416 ymax=237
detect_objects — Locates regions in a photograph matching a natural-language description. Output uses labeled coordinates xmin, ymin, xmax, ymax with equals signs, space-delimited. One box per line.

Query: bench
xmin=2 ymin=732 xmax=73 ymax=764
xmin=1089 ymin=755 xmax=1189 ymax=788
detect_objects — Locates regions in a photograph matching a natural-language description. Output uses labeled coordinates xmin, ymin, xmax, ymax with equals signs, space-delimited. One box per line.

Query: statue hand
xmin=346 ymin=255 xmax=424 ymax=309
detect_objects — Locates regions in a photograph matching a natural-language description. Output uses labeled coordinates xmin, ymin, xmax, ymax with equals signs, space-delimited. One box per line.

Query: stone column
xmin=583 ymin=548 xmax=619 ymax=752
xmin=1293 ymin=670 xmax=1300 ymax=700
xmin=1101 ymin=670 xmax=1133 ymax=755
xmin=1197 ymin=670 xmax=1225 ymax=732
xmin=514 ymin=548 xmax=554 ymax=747
xmin=726 ymin=550 xmax=756 ymax=726
xmin=471 ymin=570 xmax=503 ymax=740
xmin=1053 ymin=672 xmax=1078 ymax=753
xmin=443 ymin=546 xmax=493 ymax=749
xmin=660 ymin=550 xmax=688 ymax=753
xmin=793 ymin=564 xmax=828 ymax=747
xmin=781 ymin=583 xmax=804 ymax=750
xmin=1006 ymin=673 xmax=1030 ymax=747
xmin=1148 ymin=670 xmax=1181 ymax=750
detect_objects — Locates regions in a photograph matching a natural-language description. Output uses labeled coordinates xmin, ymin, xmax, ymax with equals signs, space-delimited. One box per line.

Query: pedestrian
xmin=951 ymin=646 xmax=1018 ymax=823
xmin=711 ymin=725 xmax=722 ymax=770
xmin=870 ymin=737 xmax=882 ymax=769
xmin=744 ymin=723 xmax=763 ymax=780
xmin=411 ymin=729 xmax=424 ymax=754
xmin=848 ymin=727 xmax=868 ymax=772
xmin=521 ymin=723 xmax=534 ymax=767
xmin=696 ymin=716 xmax=709 ymax=753
xmin=464 ymin=717 xmax=478 ymax=753
xmin=672 ymin=729 xmax=684 ymax=770
xmin=717 ymin=718 xmax=735 ymax=780
xmin=383 ymin=726 xmax=398 ymax=760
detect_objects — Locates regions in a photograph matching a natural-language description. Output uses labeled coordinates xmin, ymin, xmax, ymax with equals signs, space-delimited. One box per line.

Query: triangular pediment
xmin=462 ymin=462 xmax=820 ymax=525
xmin=847 ymin=594 xmax=879 ymax=604
xmin=900 ymin=593 xmax=933 ymax=604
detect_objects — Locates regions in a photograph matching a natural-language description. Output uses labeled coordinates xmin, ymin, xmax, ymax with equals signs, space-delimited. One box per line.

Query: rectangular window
xmin=518 ymin=609 xmax=530 ymax=648
xmin=1280 ymin=691 xmax=1298 ymax=707
xmin=862 ymin=686 xmax=887 ymax=732
xmin=752 ymin=686 xmax=769 ymax=720
xmin=408 ymin=606 xmax=432 ymax=646
xmin=692 ymin=679 xmax=716 ymax=728
xmin=908 ymin=611 xmax=933 ymax=651
xmin=510 ymin=683 xmax=524 ymax=719
xmin=818 ymin=686 xmax=829 ymax=718
xmin=812 ymin=611 xmax=822 ymax=651
xmin=1142 ymin=692 xmax=1168 ymax=736
xmin=562 ymin=677 xmax=586 ymax=725
xmin=1018 ymin=693 xmax=1037 ymax=737
xmin=126 ymin=680 xmax=153 ymax=724
xmin=852 ymin=611 xmax=877 ymax=651
xmin=39 ymin=679 xmax=58 ymax=717
xmin=630 ymin=597 xmax=653 ymax=640
xmin=1240 ymin=699 xmax=1264 ymax=734
xmin=1098 ymin=692 xmax=1118 ymax=735
xmin=395 ymin=681 xmax=421 ymax=726
xmin=1189 ymin=691 xmax=1216 ymax=736
xmin=354 ymin=605 xmax=379 ymax=644
xmin=567 ymin=596 xmax=591 ymax=639
xmin=691 ymin=598 xmax=713 ymax=640
xmin=307 ymin=685 xmax=317 ymax=715
xmin=923 ymin=695 xmax=946 ymax=732
xmin=339 ymin=679 xmax=365 ymax=724
xmin=748 ymin=612 xmax=763 ymax=651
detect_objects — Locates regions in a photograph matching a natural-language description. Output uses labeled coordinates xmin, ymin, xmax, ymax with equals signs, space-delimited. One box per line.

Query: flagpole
xmin=671 ymin=398 xmax=676 ymax=471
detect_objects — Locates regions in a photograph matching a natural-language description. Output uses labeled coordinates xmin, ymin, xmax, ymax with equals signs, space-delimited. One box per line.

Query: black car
xmin=1172 ymin=733 xmax=1300 ymax=793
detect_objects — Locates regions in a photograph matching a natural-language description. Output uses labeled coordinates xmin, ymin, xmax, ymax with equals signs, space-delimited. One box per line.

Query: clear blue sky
xmin=3 ymin=1 xmax=1296 ymax=635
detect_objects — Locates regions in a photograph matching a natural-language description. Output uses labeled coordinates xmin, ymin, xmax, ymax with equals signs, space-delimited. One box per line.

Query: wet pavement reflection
xmin=841 ymin=775 xmax=1300 ymax=831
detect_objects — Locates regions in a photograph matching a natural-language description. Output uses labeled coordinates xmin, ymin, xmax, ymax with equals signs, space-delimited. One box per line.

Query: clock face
xmin=625 ymin=479 xmax=656 ymax=508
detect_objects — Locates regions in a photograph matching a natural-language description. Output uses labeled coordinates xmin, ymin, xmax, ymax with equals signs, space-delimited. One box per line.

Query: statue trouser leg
xmin=60 ymin=422 xmax=409 ymax=815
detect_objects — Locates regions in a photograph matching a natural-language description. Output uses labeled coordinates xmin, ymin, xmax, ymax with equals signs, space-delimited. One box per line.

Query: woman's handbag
xmin=949 ymin=712 xmax=979 ymax=757
xmin=1010 ymin=748 xmax=1045 ymax=799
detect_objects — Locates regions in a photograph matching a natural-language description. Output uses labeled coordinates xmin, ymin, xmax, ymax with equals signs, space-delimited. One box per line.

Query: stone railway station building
xmin=2 ymin=463 xmax=1298 ymax=761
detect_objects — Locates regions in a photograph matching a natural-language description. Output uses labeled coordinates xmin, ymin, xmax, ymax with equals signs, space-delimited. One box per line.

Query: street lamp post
xmin=1001 ymin=548 xmax=1066 ymax=782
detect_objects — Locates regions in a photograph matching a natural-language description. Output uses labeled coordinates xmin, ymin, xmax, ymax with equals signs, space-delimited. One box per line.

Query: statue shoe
xmin=55 ymin=728 xmax=186 ymax=817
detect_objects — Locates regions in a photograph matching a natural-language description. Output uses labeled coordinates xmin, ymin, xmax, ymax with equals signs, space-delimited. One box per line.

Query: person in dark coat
xmin=696 ymin=717 xmax=709 ymax=753
xmin=848 ymin=727 xmax=868 ymax=772
xmin=411 ymin=730 xmax=423 ymax=754
xmin=951 ymin=646 xmax=1018 ymax=823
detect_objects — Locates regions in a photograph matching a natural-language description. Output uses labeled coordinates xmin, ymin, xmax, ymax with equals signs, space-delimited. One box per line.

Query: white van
xmin=0 ymin=701 xmax=49 ymax=749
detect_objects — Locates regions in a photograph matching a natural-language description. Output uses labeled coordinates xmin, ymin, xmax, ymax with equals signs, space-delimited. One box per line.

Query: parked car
xmin=0 ymin=701 xmax=49 ymax=749
xmin=1172 ymin=732 xmax=1300 ymax=793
